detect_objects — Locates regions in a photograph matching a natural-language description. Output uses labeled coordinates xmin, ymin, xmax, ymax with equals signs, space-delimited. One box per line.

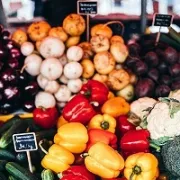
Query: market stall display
xmin=0 ymin=11 xmax=179 ymax=180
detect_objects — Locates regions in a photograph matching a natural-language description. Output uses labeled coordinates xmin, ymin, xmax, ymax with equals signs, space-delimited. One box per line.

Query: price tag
xmin=13 ymin=132 xmax=37 ymax=173
xmin=77 ymin=1 xmax=97 ymax=15
xmin=13 ymin=132 xmax=38 ymax=152
xmin=77 ymin=0 xmax=98 ymax=42
xmin=153 ymin=14 xmax=173 ymax=27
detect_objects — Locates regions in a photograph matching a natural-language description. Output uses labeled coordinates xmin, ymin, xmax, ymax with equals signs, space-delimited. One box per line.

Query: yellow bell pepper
xmin=41 ymin=144 xmax=75 ymax=173
xmin=54 ymin=122 xmax=88 ymax=153
xmin=84 ymin=142 xmax=124 ymax=179
xmin=88 ymin=114 xmax=116 ymax=133
xmin=124 ymin=152 xmax=159 ymax=180
xmin=101 ymin=97 xmax=130 ymax=118
xmin=56 ymin=115 xmax=68 ymax=128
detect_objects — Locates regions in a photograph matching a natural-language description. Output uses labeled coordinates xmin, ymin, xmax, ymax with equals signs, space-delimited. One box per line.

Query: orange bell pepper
xmin=54 ymin=122 xmax=88 ymax=154
xmin=101 ymin=97 xmax=130 ymax=118
xmin=84 ymin=142 xmax=124 ymax=179
xmin=88 ymin=114 xmax=116 ymax=133
xmin=41 ymin=144 xmax=75 ymax=173
xmin=124 ymin=152 xmax=159 ymax=180
xmin=57 ymin=115 xmax=68 ymax=128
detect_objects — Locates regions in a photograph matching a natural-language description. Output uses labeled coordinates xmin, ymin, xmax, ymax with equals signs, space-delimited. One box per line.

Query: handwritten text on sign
xmin=77 ymin=1 xmax=97 ymax=15
xmin=153 ymin=14 xmax=173 ymax=27
xmin=13 ymin=132 xmax=38 ymax=152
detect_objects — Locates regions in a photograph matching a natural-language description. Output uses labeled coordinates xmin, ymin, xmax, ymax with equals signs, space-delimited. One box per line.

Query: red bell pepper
xmin=60 ymin=165 xmax=96 ymax=180
xmin=120 ymin=130 xmax=150 ymax=158
xmin=116 ymin=115 xmax=136 ymax=137
xmin=33 ymin=107 xmax=59 ymax=129
xmin=62 ymin=94 xmax=96 ymax=125
xmin=80 ymin=80 xmax=109 ymax=106
xmin=86 ymin=129 xmax=117 ymax=151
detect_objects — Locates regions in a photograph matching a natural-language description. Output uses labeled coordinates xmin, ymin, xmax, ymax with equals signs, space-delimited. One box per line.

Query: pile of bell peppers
xmin=38 ymin=80 xmax=160 ymax=180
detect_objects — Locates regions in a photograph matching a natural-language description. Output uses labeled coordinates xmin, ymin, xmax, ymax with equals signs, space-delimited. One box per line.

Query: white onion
xmin=44 ymin=80 xmax=60 ymax=94
xmin=40 ymin=57 xmax=63 ymax=80
xmin=24 ymin=54 xmax=42 ymax=76
xmin=63 ymin=62 xmax=83 ymax=79
xmin=37 ymin=74 xmax=49 ymax=89
xmin=21 ymin=41 xmax=34 ymax=56
xmin=39 ymin=36 xmax=65 ymax=58
xmin=54 ymin=85 xmax=71 ymax=102
xmin=59 ymin=74 xmax=69 ymax=84
xmin=67 ymin=79 xmax=82 ymax=93
xmin=35 ymin=91 xmax=56 ymax=108
xmin=66 ymin=46 xmax=83 ymax=61
xmin=59 ymin=54 xmax=68 ymax=66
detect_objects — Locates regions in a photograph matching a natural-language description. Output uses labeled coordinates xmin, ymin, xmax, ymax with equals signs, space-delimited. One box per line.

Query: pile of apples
xmin=11 ymin=13 xmax=136 ymax=111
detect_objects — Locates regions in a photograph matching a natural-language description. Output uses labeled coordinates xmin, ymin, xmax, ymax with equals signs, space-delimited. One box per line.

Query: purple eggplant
xmin=22 ymin=100 xmax=35 ymax=112
xmin=24 ymin=81 xmax=39 ymax=96
xmin=1 ymin=68 xmax=17 ymax=85
xmin=3 ymin=86 xmax=20 ymax=101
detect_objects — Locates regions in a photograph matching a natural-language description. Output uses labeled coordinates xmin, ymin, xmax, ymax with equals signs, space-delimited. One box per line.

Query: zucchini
xmin=8 ymin=176 xmax=17 ymax=180
xmin=41 ymin=169 xmax=54 ymax=180
xmin=5 ymin=162 xmax=39 ymax=180
xmin=15 ymin=152 xmax=27 ymax=163
xmin=0 ymin=172 xmax=7 ymax=180
xmin=0 ymin=160 xmax=7 ymax=171
xmin=168 ymin=26 xmax=180 ymax=44
xmin=0 ymin=116 xmax=21 ymax=135
xmin=0 ymin=150 xmax=16 ymax=161
xmin=0 ymin=120 xmax=28 ymax=148
xmin=160 ymin=34 xmax=180 ymax=51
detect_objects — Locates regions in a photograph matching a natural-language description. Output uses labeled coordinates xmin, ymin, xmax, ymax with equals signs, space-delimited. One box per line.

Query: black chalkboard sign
xmin=77 ymin=1 xmax=97 ymax=15
xmin=13 ymin=133 xmax=38 ymax=152
xmin=153 ymin=14 xmax=173 ymax=27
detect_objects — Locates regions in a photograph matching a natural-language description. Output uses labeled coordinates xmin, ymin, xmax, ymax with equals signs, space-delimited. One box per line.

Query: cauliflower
xmin=146 ymin=98 xmax=180 ymax=144
xmin=130 ymin=97 xmax=157 ymax=120
xmin=169 ymin=90 xmax=180 ymax=101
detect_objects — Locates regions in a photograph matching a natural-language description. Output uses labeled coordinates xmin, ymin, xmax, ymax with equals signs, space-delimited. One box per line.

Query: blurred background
xmin=1 ymin=0 xmax=180 ymax=39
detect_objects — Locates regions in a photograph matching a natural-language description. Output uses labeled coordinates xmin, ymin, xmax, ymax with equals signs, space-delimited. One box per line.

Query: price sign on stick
xmin=77 ymin=0 xmax=98 ymax=41
xmin=13 ymin=132 xmax=38 ymax=173
xmin=153 ymin=14 xmax=173 ymax=45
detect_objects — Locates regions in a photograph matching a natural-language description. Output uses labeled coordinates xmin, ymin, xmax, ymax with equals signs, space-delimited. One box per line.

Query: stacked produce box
xmin=0 ymin=13 xmax=179 ymax=180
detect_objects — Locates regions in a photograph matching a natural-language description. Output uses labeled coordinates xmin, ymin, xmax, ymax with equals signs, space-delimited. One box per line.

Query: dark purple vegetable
xmin=169 ymin=63 xmax=180 ymax=77
xmin=147 ymin=68 xmax=159 ymax=82
xmin=5 ymin=40 xmax=17 ymax=50
xmin=17 ymin=71 xmax=28 ymax=86
xmin=159 ymin=75 xmax=172 ymax=86
xmin=0 ymin=102 xmax=14 ymax=114
xmin=125 ymin=56 xmax=141 ymax=68
xmin=171 ymin=81 xmax=180 ymax=91
xmin=0 ymin=80 xmax=4 ymax=92
xmin=22 ymin=100 xmax=35 ymax=112
xmin=127 ymin=43 xmax=141 ymax=57
xmin=158 ymin=61 xmax=168 ymax=74
xmin=3 ymin=86 xmax=20 ymax=101
xmin=1 ymin=30 xmax=10 ymax=41
xmin=133 ymin=60 xmax=148 ymax=75
xmin=164 ymin=47 xmax=178 ymax=65
xmin=24 ymin=81 xmax=39 ymax=96
xmin=0 ymin=48 xmax=7 ymax=61
xmin=9 ymin=48 xmax=21 ymax=59
xmin=135 ymin=78 xmax=155 ymax=98
xmin=0 ymin=61 xmax=4 ymax=71
xmin=8 ymin=57 xmax=20 ymax=69
xmin=0 ymin=25 xmax=3 ymax=34
xmin=1 ymin=68 xmax=17 ymax=85
xmin=144 ymin=51 xmax=159 ymax=67
xmin=155 ymin=85 xmax=171 ymax=97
